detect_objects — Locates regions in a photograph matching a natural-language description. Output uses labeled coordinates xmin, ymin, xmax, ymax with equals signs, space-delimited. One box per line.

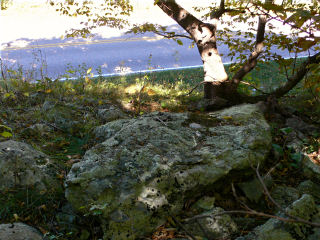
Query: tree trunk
xmin=156 ymin=0 xmax=236 ymax=108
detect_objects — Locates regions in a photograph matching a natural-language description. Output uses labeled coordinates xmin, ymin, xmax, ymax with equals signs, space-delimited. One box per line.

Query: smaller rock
xmin=284 ymin=194 xmax=318 ymax=239
xmin=239 ymin=176 xmax=273 ymax=203
xmin=308 ymin=228 xmax=320 ymax=240
xmin=97 ymin=106 xmax=127 ymax=123
xmin=56 ymin=203 xmax=80 ymax=236
xmin=253 ymin=222 xmax=295 ymax=240
xmin=286 ymin=117 xmax=318 ymax=135
xmin=21 ymin=123 xmax=53 ymax=137
xmin=93 ymin=118 xmax=131 ymax=142
xmin=270 ymin=185 xmax=300 ymax=208
xmin=196 ymin=97 xmax=229 ymax=111
xmin=285 ymin=130 xmax=306 ymax=152
xmin=193 ymin=196 xmax=215 ymax=211
xmin=297 ymin=180 xmax=320 ymax=204
xmin=185 ymin=207 xmax=238 ymax=239
xmin=0 ymin=223 xmax=43 ymax=240
xmin=0 ymin=140 xmax=59 ymax=191
xmin=302 ymin=155 xmax=320 ymax=183
xmin=238 ymin=194 xmax=318 ymax=240
xmin=79 ymin=229 xmax=90 ymax=240
xmin=42 ymin=100 xmax=80 ymax=132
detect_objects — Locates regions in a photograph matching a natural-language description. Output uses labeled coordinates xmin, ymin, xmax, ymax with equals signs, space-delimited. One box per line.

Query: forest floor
xmin=0 ymin=62 xmax=319 ymax=239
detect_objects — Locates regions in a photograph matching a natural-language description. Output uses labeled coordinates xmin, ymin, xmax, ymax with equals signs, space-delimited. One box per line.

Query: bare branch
xmin=153 ymin=31 xmax=193 ymax=40
xmin=184 ymin=210 xmax=307 ymax=225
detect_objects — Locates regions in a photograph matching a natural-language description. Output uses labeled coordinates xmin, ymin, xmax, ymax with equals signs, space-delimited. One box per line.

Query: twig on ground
xmin=231 ymin=182 xmax=254 ymax=212
xmin=42 ymin=121 xmax=65 ymax=133
xmin=154 ymin=116 xmax=168 ymax=126
xmin=170 ymin=214 xmax=197 ymax=240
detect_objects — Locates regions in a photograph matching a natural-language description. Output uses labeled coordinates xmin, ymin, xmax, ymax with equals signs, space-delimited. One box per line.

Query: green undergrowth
xmin=0 ymin=57 xmax=319 ymax=239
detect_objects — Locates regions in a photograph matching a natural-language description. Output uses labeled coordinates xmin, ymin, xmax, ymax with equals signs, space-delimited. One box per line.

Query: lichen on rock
xmin=0 ymin=140 xmax=60 ymax=191
xmin=65 ymin=103 xmax=272 ymax=239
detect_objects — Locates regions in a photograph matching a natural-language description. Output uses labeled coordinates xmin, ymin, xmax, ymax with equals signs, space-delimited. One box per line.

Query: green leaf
xmin=176 ymin=39 xmax=183 ymax=45
xmin=1 ymin=131 xmax=13 ymax=138
xmin=290 ymin=153 xmax=303 ymax=163
xmin=280 ymin=127 xmax=293 ymax=134
xmin=272 ymin=144 xmax=284 ymax=157
xmin=297 ymin=38 xmax=317 ymax=51
xmin=290 ymin=163 xmax=299 ymax=169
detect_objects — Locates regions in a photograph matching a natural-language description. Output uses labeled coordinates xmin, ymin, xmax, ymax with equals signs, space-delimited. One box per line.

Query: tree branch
xmin=210 ymin=0 xmax=225 ymax=19
xmin=272 ymin=52 xmax=320 ymax=97
xmin=232 ymin=3 xmax=270 ymax=85
xmin=156 ymin=0 xmax=203 ymax=37
xmin=156 ymin=0 xmax=229 ymax=83
xmin=241 ymin=51 xmax=320 ymax=103
xmin=153 ymin=31 xmax=193 ymax=40
xmin=240 ymin=81 xmax=268 ymax=94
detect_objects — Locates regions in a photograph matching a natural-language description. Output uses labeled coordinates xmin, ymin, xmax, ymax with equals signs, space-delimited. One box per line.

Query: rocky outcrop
xmin=0 ymin=223 xmax=43 ymax=240
xmin=65 ymin=104 xmax=272 ymax=239
xmin=0 ymin=140 xmax=59 ymax=191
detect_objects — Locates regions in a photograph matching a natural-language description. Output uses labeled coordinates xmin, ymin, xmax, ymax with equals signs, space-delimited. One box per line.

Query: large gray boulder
xmin=0 ymin=223 xmax=43 ymax=240
xmin=0 ymin=140 xmax=59 ymax=191
xmin=65 ymin=104 xmax=272 ymax=239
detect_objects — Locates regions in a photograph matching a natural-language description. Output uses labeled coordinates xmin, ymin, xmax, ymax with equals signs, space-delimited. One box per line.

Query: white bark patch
xmin=178 ymin=9 xmax=188 ymax=21
xmin=203 ymin=51 xmax=227 ymax=82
